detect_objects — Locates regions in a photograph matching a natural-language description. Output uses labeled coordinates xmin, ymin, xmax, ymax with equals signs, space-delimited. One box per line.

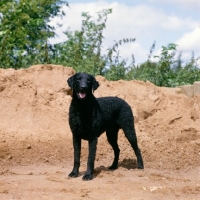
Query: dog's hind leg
xmin=123 ymin=124 xmax=144 ymax=169
xmin=106 ymin=127 xmax=120 ymax=170
xmin=117 ymin=105 xmax=144 ymax=169
xmin=68 ymin=136 xmax=81 ymax=178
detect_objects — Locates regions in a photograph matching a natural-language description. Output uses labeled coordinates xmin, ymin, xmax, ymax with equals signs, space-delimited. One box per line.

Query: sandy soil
xmin=0 ymin=65 xmax=200 ymax=200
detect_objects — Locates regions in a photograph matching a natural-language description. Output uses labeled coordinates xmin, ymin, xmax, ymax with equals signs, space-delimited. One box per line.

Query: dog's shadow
xmin=118 ymin=158 xmax=137 ymax=170
xmin=78 ymin=159 xmax=137 ymax=179
xmin=91 ymin=158 xmax=137 ymax=179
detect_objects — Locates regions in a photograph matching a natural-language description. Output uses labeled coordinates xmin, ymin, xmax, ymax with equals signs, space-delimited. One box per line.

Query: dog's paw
xmin=68 ymin=171 xmax=79 ymax=178
xmin=82 ymin=174 xmax=93 ymax=181
xmin=137 ymin=164 xmax=144 ymax=169
xmin=108 ymin=165 xmax=118 ymax=170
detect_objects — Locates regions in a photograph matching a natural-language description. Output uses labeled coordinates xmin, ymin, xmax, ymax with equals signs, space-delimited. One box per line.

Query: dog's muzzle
xmin=77 ymin=88 xmax=87 ymax=99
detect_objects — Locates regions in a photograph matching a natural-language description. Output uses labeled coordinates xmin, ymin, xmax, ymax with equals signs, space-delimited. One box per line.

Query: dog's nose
xmin=80 ymin=86 xmax=87 ymax=90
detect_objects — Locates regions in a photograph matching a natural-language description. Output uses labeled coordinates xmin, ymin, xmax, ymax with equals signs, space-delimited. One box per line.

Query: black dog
xmin=67 ymin=73 xmax=144 ymax=180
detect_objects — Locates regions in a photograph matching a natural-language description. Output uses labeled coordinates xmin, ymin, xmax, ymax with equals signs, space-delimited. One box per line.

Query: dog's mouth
xmin=77 ymin=88 xmax=87 ymax=99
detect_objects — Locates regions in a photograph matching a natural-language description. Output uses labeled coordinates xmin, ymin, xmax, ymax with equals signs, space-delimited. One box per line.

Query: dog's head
xmin=67 ymin=73 xmax=99 ymax=100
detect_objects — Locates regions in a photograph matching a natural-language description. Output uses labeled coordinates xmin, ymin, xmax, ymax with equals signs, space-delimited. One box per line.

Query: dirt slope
xmin=0 ymin=65 xmax=199 ymax=200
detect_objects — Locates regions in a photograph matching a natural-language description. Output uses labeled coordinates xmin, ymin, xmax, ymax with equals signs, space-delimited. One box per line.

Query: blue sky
xmin=50 ymin=0 xmax=200 ymax=64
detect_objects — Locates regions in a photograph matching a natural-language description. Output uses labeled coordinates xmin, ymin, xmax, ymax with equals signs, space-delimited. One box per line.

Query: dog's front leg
xmin=68 ymin=136 xmax=81 ymax=178
xmin=82 ymin=137 xmax=98 ymax=180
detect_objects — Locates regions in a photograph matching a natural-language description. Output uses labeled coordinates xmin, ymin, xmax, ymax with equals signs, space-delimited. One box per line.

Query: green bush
xmin=0 ymin=2 xmax=200 ymax=86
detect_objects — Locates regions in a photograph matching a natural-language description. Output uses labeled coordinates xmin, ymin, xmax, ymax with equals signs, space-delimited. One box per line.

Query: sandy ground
xmin=0 ymin=65 xmax=200 ymax=200
xmin=0 ymin=164 xmax=199 ymax=200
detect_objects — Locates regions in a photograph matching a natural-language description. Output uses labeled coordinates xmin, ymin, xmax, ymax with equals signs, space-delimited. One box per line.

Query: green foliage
xmin=51 ymin=9 xmax=112 ymax=75
xmin=132 ymin=43 xmax=200 ymax=87
xmin=51 ymin=9 xmax=136 ymax=79
xmin=0 ymin=3 xmax=200 ymax=87
xmin=174 ymin=53 xmax=200 ymax=86
xmin=0 ymin=0 xmax=68 ymax=69
xmin=103 ymin=38 xmax=136 ymax=80
xmin=153 ymin=43 xmax=178 ymax=86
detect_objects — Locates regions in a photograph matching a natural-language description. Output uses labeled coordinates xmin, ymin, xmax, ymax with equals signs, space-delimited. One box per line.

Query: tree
xmin=174 ymin=52 xmax=200 ymax=86
xmin=51 ymin=9 xmax=136 ymax=79
xmin=51 ymin=9 xmax=112 ymax=75
xmin=0 ymin=0 xmax=68 ymax=69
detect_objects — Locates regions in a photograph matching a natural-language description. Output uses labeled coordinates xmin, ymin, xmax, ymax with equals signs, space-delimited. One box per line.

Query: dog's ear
xmin=92 ymin=76 xmax=99 ymax=91
xmin=67 ymin=74 xmax=76 ymax=89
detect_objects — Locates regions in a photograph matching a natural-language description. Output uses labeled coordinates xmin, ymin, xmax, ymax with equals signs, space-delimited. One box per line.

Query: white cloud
xmin=161 ymin=15 xmax=197 ymax=30
xmin=106 ymin=42 xmax=148 ymax=64
xmin=49 ymin=1 xmax=200 ymax=63
xmin=104 ymin=2 xmax=197 ymax=34
xmin=177 ymin=27 xmax=200 ymax=51
xmin=176 ymin=27 xmax=200 ymax=61
xmin=51 ymin=1 xmax=198 ymax=40
xmin=148 ymin=0 xmax=200 ymax=10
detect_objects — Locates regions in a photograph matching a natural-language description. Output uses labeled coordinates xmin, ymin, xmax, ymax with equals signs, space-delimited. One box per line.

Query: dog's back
xmin=97 ymin=96 xmax=134 ymax=131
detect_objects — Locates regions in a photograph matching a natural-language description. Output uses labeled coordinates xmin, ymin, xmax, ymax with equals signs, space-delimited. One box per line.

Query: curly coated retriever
xmin=67 ymin=72 xmax=144 ymax=180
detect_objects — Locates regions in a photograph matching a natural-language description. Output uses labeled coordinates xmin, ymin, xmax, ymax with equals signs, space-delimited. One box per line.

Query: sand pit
xmin=0 ymin=65 xmax=199 ymax=199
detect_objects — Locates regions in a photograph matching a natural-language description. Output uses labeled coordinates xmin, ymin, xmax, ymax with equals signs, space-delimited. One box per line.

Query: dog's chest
xmin=70 ymin=108 xmax=99 ymax=139
xmin=77 ymin=117 xmax=95 ymax=140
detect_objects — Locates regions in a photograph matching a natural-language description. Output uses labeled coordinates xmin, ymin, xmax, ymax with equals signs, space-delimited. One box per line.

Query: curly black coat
xmin=67 ymin=72 xmax=144 ymax=180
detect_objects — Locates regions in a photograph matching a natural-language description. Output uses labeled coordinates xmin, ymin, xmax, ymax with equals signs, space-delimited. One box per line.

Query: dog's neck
xmin=72 ymin=93 xmax=95 ymax=113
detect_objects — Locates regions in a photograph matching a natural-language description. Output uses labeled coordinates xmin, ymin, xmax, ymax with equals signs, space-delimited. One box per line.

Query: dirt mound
xmin=0 ymin=64 xmax=200 ymax=170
